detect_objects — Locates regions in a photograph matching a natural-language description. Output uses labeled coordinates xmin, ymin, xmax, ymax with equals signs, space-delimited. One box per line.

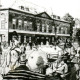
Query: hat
xmin=12 ymin=31 xmax=18 ymax=37
xmin=15 ymin=48 xmax=21 ymax=55
xmin=71 ymin=58 xmax=78 ymax=64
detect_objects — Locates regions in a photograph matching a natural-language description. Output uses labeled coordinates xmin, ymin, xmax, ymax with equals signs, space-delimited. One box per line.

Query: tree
xmin=76 ymin=29 xmax=80 ymax=46
xmin=63 ymin=13 xmax=75 ymax=39
xmin=63 ymin=13 xmax=74 ymax=22
xmin=74 ymin=18 xmax=80 ymax=41
xmin=75 ymin=18 xmax=80 ymax=27
xmin=70 ymin=21 xmax=75 ymax=37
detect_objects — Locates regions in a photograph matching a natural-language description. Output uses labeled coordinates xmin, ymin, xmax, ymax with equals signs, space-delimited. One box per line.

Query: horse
xmin=1 ymin=47 xmax=22 ymax=75
xmin=26 ymin=49 xmax=48 ymax=74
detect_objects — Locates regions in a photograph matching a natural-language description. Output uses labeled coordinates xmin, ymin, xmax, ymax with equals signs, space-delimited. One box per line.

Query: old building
xmin=0 ymin=8 xmax=71 ymax=45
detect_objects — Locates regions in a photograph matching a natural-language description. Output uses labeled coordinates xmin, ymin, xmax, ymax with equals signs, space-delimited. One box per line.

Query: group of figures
xmin=0 ymin=32 xmax=80 ymax=80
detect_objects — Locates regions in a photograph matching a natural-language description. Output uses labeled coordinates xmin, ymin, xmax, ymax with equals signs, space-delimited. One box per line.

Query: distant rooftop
xmin=0 ymin=0 xmax=70 ymax=23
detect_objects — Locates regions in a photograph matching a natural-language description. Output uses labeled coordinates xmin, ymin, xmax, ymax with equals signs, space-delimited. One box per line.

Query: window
xmin=29 ymin=22 xmax=32 ymax=31
xmin=12 ymin=19 xmax=16 ymax=29
xmin=27 ymin=22 xmax=32 ymax=31
xmin=37 ymin=23 xmax=40 ymax=32
xmin=24 ymin=21 xmax=27 ymax=30
xmin=25 ymin=7 xmax=29 ymax=11
xmin=57 ymin=16 xmax=60 ymax=19
xmin=63 ymin=28 xmax=65 ymax=34
xmin=65 ymin=27 xmax=67 ymax=34
xmin=52 ymin=26 xmax=55 ymax=33
xmin=1 ymin=20 xmax=5 ymax=29
xmin=21 ymin=6 xmax=24 ymax=10
xmin=0 ymin=36 xmax=1 ymax=42
xmin=46 ymin=24 xmax=49 ymax=33
xmin=42 ymin=24 xmax=45 ymax=32
xmin=53 ymin=15 xmax=56 ymax=18
xmin=61 ymin=27 xmax=63 ymax=34
xmin=59 ymin=27 xmax=61 ymax=34
xmin=19 ymin=6 xmax=24 ymax=10
xmin=57 ymin=27 xmax=59 ymax=34
xmin=18 ymin=20 xmax=22 ymax=30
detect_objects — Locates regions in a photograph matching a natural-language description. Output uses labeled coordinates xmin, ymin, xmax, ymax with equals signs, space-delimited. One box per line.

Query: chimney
xmin=0 ymin=0 xmax=2 ymax=9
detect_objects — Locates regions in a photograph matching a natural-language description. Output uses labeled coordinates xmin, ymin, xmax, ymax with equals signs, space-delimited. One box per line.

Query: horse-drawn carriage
xmin=2 ymin=48 xmax=47 ymax=80
xmin=2 ymin=45 xmax=79 ymax=80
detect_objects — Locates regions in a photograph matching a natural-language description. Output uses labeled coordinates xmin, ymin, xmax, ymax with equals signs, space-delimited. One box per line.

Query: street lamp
xmin=54 ymin=26 xmax=57 ymax=50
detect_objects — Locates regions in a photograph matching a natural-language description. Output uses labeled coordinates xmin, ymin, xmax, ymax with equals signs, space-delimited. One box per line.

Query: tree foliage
xmin=76 ymin=29 xmax=80 ymax=39
xmin=75 ymin=18 xmax=80 ymax=26
xmin=63 ymin=13 xmax=75 ymax=38
xmin=76 ymin=29 xmax=80 ymax=45
xmin=63 ymin=13 xmax=74 ymax=22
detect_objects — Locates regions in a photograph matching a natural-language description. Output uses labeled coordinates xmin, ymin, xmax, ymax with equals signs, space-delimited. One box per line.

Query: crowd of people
xmin=46 ymin=52 xmax=79 ymax=80
xmin=0 ymin=32 xmax=80 ymax=80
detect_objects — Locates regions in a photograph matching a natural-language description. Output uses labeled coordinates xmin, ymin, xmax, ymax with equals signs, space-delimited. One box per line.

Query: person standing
xmin=52 ymin=56 xmax=68 ymax=80
xmin=70 ymin=58 xmax=79 ymax=80
xmin=11 ymin=32 xmax=19 ymax=49
xmin=7 ymin=31 xmax=21 ymax=69
xmin=0 ymin=43 xmax=2 ymax=64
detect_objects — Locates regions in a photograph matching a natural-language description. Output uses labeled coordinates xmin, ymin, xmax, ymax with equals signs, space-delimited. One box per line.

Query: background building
xmin=0 ymin=7 xmax=71 ymax=45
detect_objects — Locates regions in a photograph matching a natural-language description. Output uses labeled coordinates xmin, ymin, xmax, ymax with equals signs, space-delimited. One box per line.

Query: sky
xmin=1 ymin=0 xmax=80 ymax=19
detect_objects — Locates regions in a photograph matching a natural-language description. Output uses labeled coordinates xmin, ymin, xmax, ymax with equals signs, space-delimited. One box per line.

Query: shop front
xmin=9 ymin=31 xmax=57 ymax=46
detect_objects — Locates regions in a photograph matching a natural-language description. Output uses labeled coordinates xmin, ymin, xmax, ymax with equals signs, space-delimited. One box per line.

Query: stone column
xmin=57 ymin=27 xmax=59 ymax=34
xmin=29 ymin=37 xmax=31 ymax=43
xmin=18 ymin=35 xmax=21 ymax=43
xmin=61 ymin=27 xmax=63 ymax=34
xmin=24 ymin=36 xmax=26 ymax=43
xmin=46 ymin=24 xmax=49 ymax=33
xmin=52 ymin=37 xmax=54 ymax=42
xmin=65 ymin=27 xmax=67 ymax=34
xmin=2 ymin=35 xmax=5 ymax=42
xmin=42 ymin=24 xmax=44 ymax=32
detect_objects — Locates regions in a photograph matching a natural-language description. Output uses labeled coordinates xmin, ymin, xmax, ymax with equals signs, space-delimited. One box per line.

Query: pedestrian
xmin=20 ymin=43 xmax=26 ymax=54
xmin=0 ymin=42 xmax=2 ymax=64
xmin=11 ymin=31 xmax=20 ymax=49
xmin=69 ymin=58 xmax=79 ymax=80
xmin=51 ymin=56 xmax=68 ymax=80
xmin=46 ymin=55 xmax=68 ymax=80
xmin=6 ymin=31 xmax=21 ymax=70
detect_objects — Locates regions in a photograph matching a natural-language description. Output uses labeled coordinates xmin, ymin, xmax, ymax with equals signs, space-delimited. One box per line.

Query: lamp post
xmin=54 ymin=26 xmax=57 ymax=50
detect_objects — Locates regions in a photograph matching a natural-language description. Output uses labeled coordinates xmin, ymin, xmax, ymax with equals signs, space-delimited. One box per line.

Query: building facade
xmin=0 ymin=8 xmax=71 ymax=45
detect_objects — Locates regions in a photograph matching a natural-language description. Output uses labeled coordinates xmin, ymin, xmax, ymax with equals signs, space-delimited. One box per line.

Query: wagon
xmin=3 ymin=65 xmax=46 ymax=80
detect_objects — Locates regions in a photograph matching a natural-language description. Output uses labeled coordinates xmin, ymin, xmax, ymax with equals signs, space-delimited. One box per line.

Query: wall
xmin=0 ymin=10 xmax=9 ymax=42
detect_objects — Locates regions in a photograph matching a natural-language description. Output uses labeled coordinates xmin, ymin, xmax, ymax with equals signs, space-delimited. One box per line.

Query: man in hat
xmin=51 ymin=55 xmax=68 ymax=80
xmin=11 ymin=31 xmax=21 ymax=55
xmin=11 ymin=31 xmax=20 ymax=49
xmin=70 ymin=55 xmax=79 ymax=80
xmin=0 ymin=43 xmax=2 ymax=64
xmin=7 ymin=31 xmax=21 ymax=70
